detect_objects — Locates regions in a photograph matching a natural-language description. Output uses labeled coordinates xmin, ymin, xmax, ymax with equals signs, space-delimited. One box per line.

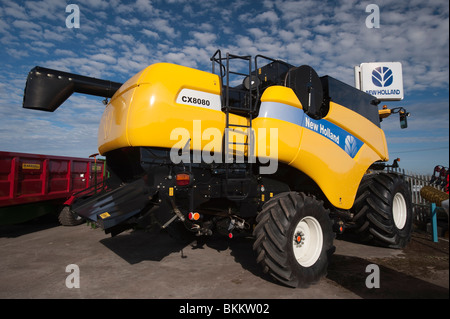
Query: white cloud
xmin=6 ymin=48 xmax=29 ymax=58
xmin=135 ymin=0 xmax=155 ymax=13
xmin=151 ymin=18 xmax=179 ymax=38
xmin=142 ymin=28 xmax=160 ymax=39
xmin=77 ymin=0 xmax=110 ymax=10
xmin=278 ymin=29 xmax=295 ymax=42
xmin=42 ymin=28 xmax=66 ymax=41
xmin=12 ymin=19 xmax=42 ymax=30
xmin=164 ymin=52 xmax=188 ymax=66
xmin=115 ymin=17 xmax=141 ymax=27
xmin=3 ymin=1 xmax=28 ymax=20
xmin=189 ymin=31 xmax=217 ymax=47
xmin=90 ymin=53 xmax=117 ymax=65
xmin=254 ymin=10 xmax=279 ymax=24
xmin=248 ymin=28 xmax=267 ymax=39
xmin=109 ymin=33 xmax=136 ymax=45
xmin=275 ymin=0 xmax=318 ymax=21
xmin=54 ymin=49 xmax=76 ymax=57
xmin=24 ymin=0 xmax=66 ymax=20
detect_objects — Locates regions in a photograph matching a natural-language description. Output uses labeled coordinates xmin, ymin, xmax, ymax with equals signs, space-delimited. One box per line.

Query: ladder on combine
xmin=211 ymin=51 xmax=255 ymax=200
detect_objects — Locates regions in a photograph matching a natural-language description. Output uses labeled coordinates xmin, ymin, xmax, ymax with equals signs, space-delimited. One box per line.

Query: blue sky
xmin=0 ymin=0 xmax=448 ymax=175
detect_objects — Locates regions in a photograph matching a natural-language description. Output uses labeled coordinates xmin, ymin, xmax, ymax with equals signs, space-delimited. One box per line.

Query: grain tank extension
xmin=23 ymin=51 xmax=413 ymax=287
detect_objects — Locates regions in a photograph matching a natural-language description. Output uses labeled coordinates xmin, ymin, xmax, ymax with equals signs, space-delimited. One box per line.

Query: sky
xmin=0 ymin=0 xmax=448 ymax=175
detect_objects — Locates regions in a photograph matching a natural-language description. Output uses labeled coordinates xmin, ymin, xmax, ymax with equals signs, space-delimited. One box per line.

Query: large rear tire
xmin=350 ymin=173 xmax=413 ymax=248
xmin=253 ymin=192 xmax=335 ymax=288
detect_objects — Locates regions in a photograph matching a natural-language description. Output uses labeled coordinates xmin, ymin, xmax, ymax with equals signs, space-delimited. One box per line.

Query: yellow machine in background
xmin=23 ymin=51 xmax=413 ymax=288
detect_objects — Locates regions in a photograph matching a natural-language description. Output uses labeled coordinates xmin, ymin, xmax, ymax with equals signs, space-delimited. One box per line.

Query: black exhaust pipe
xmin=23 ymin=66 xmax=123 ymax=112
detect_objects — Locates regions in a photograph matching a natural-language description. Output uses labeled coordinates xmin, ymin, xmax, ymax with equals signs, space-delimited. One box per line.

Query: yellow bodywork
xmin=252 ymin=86 xmax=388 ymax=209
xmin=98 ymin=63 xmax=389 ymax=209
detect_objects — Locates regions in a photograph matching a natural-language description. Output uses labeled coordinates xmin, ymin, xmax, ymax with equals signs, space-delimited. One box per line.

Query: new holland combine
xmin=23 ymin=51 xmax=412 ymax=287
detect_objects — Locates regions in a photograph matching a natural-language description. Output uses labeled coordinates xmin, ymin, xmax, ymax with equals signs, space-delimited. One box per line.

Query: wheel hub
xmin=292 ymin=216 xmax=323 ymax=267
xmin=294 ymin=230 xmax=305 ymax=247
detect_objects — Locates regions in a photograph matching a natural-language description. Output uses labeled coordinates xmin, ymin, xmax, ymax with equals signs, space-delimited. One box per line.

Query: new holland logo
xmin=372 ymin=66 xmax=393 ymax=87
xmin=344 ymin=135 xmax=358 ymax=158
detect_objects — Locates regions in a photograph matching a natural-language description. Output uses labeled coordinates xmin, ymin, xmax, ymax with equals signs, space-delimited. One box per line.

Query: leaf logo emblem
xmin=345 ymin=135 xmax=357 ymax=157
xmin=372 ymin=67 xmax=393 ymax=87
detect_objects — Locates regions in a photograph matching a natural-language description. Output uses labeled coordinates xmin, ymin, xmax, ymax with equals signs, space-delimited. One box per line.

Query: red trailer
xmin=0 ymin=151 xmax=106 ymax=225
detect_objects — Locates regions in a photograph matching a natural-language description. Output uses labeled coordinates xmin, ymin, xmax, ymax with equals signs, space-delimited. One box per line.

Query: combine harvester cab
xmin=23 ymin=51 xmax=413 ymax=287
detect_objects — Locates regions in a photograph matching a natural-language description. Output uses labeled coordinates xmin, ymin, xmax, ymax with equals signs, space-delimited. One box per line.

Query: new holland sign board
xmin=354 ymin=62 xmax=404 ymax=101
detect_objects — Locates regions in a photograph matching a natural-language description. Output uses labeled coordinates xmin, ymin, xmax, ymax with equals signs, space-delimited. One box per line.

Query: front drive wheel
xmin=351 ymin=173 xmax=413 ymax=248
xmin=253 ymin=192 xmax=335 ymax=288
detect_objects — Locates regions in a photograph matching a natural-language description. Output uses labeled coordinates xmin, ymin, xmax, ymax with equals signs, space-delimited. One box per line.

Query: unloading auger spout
xmin=23 ymin=66 xmax=123 ymax=112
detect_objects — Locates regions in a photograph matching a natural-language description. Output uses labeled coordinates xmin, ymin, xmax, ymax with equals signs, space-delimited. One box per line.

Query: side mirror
xmin=400 ymin=111 xmax=408 ymax=129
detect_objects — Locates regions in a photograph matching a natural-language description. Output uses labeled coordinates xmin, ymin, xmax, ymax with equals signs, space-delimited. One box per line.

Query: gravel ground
xmin=0 ymin=214 xmax=448 ymax=302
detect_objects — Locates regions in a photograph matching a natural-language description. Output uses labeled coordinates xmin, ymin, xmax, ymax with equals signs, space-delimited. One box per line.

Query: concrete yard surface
xmin=0 ymin=214 xmax=448 ymax=300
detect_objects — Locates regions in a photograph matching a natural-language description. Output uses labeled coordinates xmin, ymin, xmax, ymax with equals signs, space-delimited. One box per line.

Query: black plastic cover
xmin=286 ymin=65 xmax=324 ymax=119
xmin=320 ymin=75 xmax=380 ymax=127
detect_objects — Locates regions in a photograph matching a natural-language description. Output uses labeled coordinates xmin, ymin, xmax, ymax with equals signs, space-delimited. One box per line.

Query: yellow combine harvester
xmin=23 ymin=51 xmax=412 ymax=287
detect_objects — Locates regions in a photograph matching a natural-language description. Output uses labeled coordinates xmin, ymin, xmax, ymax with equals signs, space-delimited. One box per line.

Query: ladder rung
xmin=227 ymin=142 xmax=248 ymax=145
xmin=227 ymin=123 xmax=251 ymax=128
xmin=224 ymin=106 xmax=252 ymax=111
xmin=228 ymin=71 xmax=248 ymax=77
